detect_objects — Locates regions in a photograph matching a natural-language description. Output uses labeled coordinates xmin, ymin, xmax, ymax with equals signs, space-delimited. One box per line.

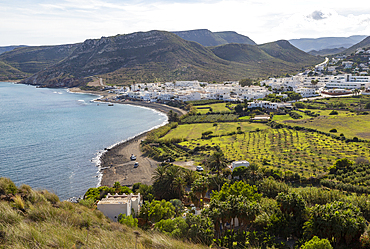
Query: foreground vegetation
xmin=0 ymin=177 xmax=208 ymax=249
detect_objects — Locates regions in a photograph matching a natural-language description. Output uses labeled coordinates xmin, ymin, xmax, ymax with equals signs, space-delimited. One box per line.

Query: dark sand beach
xmin=69 ymin=88 xmax=187 ymax=187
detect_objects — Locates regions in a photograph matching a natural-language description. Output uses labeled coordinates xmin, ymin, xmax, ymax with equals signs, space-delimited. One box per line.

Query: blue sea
xmin=0 ymin=82 xmax=167 ymax=200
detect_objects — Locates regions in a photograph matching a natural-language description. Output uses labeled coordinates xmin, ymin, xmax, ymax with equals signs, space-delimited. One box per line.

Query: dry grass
xmin=0 ymin=178 xmax=209 ymax=249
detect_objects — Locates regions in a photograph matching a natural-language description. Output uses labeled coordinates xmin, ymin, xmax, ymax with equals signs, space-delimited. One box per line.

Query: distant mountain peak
xmin=289 ymin=35 xmax=367 ymax=52
xmin=172 ymin=29 xmax=256 ymax=47
xmin=0 ymin=30 xmax=322 ymax=87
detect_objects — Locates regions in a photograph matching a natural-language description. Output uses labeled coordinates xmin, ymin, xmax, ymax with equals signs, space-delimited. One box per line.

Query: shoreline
xmin=68 ymin=87 xmax=187 ymax=188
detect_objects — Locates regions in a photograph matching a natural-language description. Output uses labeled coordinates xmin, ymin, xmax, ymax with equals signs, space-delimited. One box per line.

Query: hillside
xmin=211 ymin=42 xmax=322 ymax=74
xmin=0 ymin=44 xmax=79 ymax=75
xmin=308 ymin=47 xmax=346 ymax=56
xmin=0 ymin=45 xmax=27 ymax=55
xmin=0 ymin=61 xmax=30 ymax=81
xmin=289 ymin=35 xmax=367 ymax=52
xmin=18 ymin=30 xmax=322 ymax=87
xmin=0 ymin=177 xmax=208 ymax=249
xmin=341 ymin=36 xmax=370 ymax=55
xmin=172 ymin=29 xmax=255 ymax=46
xmin=258 ymin=40 xmax=321 ymax=64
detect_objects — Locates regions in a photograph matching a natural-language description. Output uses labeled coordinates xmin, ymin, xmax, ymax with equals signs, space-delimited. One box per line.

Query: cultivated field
xmin=161 ymin=122 xmax=268 ymax=140
xmin=178 ymin=127 xmax=370 ymax=177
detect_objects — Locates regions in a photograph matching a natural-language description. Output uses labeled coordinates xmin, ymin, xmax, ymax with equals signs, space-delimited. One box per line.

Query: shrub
xmin=329 ymin=110 xmax=338 ymax=115
xmin=258 ymin=178 xmax=289 ymax=198
xmin=40 ymin=190 xmax=60 ymax=204
xmin=0 ymin=177 xmax=18 ymax=195
xmin=118 ymin=214 xmax=138 ymax=227
xmin=79 ymin=198 xmax=95 ymax=209
xmin=301 ymin=236 xmax=333 ymax=249
xmin=329 ymin=128 xmax=337 ymax=132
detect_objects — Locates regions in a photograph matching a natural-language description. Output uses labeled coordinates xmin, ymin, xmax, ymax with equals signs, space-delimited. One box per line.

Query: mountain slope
xmin=258 ymin=40 xmax=320 ymax=64
xmin=0 ymin=44 xmax=79 ymax=74
xmin=308 ymin=47 xmax=346 ymax=56
xmin=214 ymin=31 xmax=256 ymax=45
xmin=0 ymin=61 xmax=29 ymax=81
xmin=172 ymin=29 xmax=255 ymax=46
xmin=341 ymin=36 xmax=370 ymax=55
xmin=289 ymin=35 xmax=367 ymax=52
xmin=211 ymin=42 xmax=322 ymax=74
xmin=0 ymin=45 xmax=27 ymax=55
xmin=18 ymin=30 xmax=323 ymax=87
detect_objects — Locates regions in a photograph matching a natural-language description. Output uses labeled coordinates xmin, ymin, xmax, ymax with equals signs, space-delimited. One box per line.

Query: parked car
xmin=196 ymin=166 xmax=204 ymax=172
xmin=130 ymin=154 xmax=136 ymax=160
xmin=134 ymin=162 xmax=139 ymax=168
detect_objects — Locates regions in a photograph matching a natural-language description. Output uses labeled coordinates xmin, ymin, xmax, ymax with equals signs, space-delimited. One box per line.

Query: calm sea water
xmin=0 ymin=82 xmax=167 ymax=200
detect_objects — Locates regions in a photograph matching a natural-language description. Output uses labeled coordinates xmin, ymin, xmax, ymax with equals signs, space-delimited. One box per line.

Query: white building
xmin=231 ymin=161 xmax=250 ymax=171
xmin=326 ymin=74 xmax=370 ymax=89
xmin=295 ymin=87 xmax=318 ymax=98
xmin=342 ymin=61 xmax=354 ymax=69
xmin=248 ymin=100 xmax=292 ymax=110
xmin=97 ymin=193 xmax=142 ymax=222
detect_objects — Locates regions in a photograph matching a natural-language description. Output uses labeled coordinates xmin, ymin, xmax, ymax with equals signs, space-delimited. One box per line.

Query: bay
xmin=0 ymin=82 xmax=167 ymax=200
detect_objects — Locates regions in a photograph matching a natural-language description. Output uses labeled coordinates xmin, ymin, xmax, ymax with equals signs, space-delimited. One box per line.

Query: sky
xmin=1 ymin=0 xmax=370 ymax=46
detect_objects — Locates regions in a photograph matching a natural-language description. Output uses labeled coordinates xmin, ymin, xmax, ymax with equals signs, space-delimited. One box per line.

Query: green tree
xmin=152 ymin=165 xmax=185 ymax=200
xmin=139 ymin=200 xmax=175 ymax=223
xmin=136 ymin=184 xmax=154 ymax=202
xmin=234 ymin=104 xmax=244 ymax=113
xmin=190 ymin=176 xmax=209 ymax=208
xmin=154 ymin=217 xmax=188 ymax=238
xmin=239 ymin=78 xmax=253 ymax=87
xmin=211 ymin=181 xmax=261 ymax=202
xmin=206 ymin=151 xmax=228 ymax=175
xmin=301 ymin=236 xmax=333 ymax=249
xmin=118 ymin=213 xmax=138 ymax=227
xmin=304 ymin=201 xmax=366 ymax=246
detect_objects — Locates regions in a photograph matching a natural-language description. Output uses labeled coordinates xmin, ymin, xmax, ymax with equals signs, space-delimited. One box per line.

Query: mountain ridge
xmin=289 ymin=35 xmax=367 ymax=52
xmin=341 ymin=36 xmax=370 ymax=55
xmin=172 ymin=29 xmax=256 ymax=47
xmin=0 ymin=30 xmax=323 ymax=87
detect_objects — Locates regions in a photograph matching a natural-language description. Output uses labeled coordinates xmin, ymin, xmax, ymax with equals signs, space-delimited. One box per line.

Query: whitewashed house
xmin=231 ymin=161 xmax=250 ymax=171
xmin=97 ymin=193 xmax=142 ymax=222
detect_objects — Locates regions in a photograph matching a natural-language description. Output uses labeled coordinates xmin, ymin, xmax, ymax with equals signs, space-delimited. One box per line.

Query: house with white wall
xmin=97 ymin=193 xmax=142 ymax=222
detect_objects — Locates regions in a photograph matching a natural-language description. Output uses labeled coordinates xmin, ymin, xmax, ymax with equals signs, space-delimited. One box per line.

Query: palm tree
xmin=247 ymin=163 xmax=260 ymax=184
xmin=207 ymin=151 xmax=228 ymax=175
xmin=353 ymin=88 xmax=361 ymax=96
xmin=172 ymin=176 xmax=185 ymax=200
xmin=191 ymin=176 xmax=209 ymax=208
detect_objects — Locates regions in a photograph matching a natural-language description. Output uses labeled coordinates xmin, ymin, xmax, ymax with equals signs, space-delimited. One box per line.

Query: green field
xmin=161 ymin=122 xmax=268 ymax=140
xmin=281 ymin=111 xmax=370 ymax=140
xmin=195 ymin=103 xmax=235 ymax=113
xmin=178 ymin=128 xmax=370 ymax=177
xmin=300 ymin=95 xmax=370 ymax=109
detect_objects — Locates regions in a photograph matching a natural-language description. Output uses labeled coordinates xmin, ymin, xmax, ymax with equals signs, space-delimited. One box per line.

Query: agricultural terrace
xmin=161 ymin=122 xmax=268 ymax=141
xmin=195 ymin=103 xmax=236 ymax=114
xmin=181 ymin=114 xmax=240 ymax=123
xmin=279 ymin=110 xmax=370 ymax=140
xmin=301 ymin=95 xmax=370 ymax=109
xmin=179 ymin=128 xmax=370 ymax=178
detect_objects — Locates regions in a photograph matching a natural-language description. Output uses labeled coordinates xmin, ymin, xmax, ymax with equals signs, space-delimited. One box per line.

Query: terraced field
xmin=161 ymin=122 xmax=268 ymax=140
xmin=279 ymin=110 xmax=370 ymax=140
xmin=179 ymin=128 xmax=370 ymax=177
